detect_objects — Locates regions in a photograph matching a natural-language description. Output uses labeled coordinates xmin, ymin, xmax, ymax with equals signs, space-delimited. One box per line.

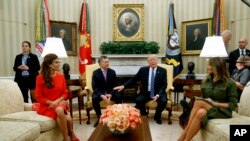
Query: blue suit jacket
xmin=124 ymin=66 xmax=167 ymax=97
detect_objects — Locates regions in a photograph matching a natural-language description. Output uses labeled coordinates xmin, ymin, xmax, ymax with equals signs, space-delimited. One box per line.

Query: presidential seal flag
xmin=165 ymin=1 xmax=183 ymax=78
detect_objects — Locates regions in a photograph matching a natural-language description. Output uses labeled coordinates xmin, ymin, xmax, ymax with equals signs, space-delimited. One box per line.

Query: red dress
xmin=36 ymin=72 xmax=68 ymax=119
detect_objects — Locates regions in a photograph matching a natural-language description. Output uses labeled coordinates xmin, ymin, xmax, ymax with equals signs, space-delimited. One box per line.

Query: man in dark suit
xmin=228 ymin=38 xmax=250 ymax=74
xmin=13 ymin=41 xmax=40 ymax=103
xmin=114 ymin=54 xmax=167 ymax=124
xmin=92 ymin=55 xmax=122 ymax=127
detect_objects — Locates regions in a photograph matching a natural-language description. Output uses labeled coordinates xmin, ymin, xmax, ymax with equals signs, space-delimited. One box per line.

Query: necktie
xmin=150 ymin=68 xmax=155 ymax=98
xmin=241 ymin=49 xmax=244 ymax=56
xmin=103 ymin=70 xmax=107 ymax=81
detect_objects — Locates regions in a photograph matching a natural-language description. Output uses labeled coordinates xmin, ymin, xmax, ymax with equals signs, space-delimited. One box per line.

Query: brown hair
xmin=41 ymin=53 xmax=58 ymax=88
xmin=207 ymin=57 xmax=230 ymax=82
xmin=22 ymin=41 xmax=31 ymax=48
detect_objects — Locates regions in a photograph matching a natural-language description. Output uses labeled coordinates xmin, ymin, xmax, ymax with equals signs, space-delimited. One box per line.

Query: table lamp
xmin=200 ymin=36 xmax=228 ymax=58
xmin=41 ymin=37 xmax=68 ymax=58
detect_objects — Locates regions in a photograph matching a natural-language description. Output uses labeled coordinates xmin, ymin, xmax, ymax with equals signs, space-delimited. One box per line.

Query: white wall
xmin=0 ymin=0 xmax=250 ymax=77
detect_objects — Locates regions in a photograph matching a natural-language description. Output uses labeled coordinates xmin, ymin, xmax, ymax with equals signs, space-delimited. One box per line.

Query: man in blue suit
xmin=114 ymin=54 xmax=167 ymax=124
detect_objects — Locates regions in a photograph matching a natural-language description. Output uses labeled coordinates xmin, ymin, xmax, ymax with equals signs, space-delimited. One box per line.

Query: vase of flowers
xmin=100 ymin=104 xmax=141 ymax=134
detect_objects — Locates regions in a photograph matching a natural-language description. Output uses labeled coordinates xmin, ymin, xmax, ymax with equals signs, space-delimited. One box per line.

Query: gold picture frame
xmin=113 ymin=4 xmax=144 ymax=41
xmin=181 ymin=18 xmax=212 ymax=55
xmin=50 ymin=21 xmax=77 ymax=56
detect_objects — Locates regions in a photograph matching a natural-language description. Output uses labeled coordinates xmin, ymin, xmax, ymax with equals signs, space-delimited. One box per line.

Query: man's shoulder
xmin=229 ymin=49 xmax=239 ymax=56
xmin=108 ymin=68 xmax=116 ymax=73
xmin=157 ymin=66 xmax=167 ymax=74
xmin=230 ymin=49 xmax=239 ymax=53
xmin=139 ymin=66 xmax=149 ymax=70
xmin=93 ymin=68 xmax=101 ymax=73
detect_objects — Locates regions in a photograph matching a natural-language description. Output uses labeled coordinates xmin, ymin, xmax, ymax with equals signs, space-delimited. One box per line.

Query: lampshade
xmin=41 ymin=37 xmax=68 ymax=58
xmin=199 ymin=36 xmax=228 ymax=57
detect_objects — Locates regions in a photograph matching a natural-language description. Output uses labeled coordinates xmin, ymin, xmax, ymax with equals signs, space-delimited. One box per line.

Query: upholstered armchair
xmin=145 ymin=64 xmax=174 ymax=124
xmin=85 ymin=63 xmax=115 ymax=124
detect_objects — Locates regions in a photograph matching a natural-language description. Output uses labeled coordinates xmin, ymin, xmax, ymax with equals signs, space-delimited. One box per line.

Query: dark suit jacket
xmin=228 ymin=48 xmax=250 ymax=74
xmin=13 ymin=53 xmax=40 ymax=83
xmin=124 ymin=66 xmax=167 ymax=97
xmin=92 ymin=68 xmax=117 ymax=97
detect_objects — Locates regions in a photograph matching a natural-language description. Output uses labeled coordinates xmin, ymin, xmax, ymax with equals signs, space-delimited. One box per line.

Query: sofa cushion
xmin=0 ymin=80 xmax=24 ymax=116
xmin=238 ymin=82 xmax=250 ymax=117
xmin=201 ymin=113 xmax=250 ymax=141
xmin=0 ymin=121 xmax=40 ymax=141
xmin=0 ymin=111 xmax=57 ymax=132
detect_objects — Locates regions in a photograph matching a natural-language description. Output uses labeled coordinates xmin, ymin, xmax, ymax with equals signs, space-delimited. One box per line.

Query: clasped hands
xmin=49 ymin=99 xmax=68 ymax=109
xmin=18 ymin=65 xmax=29 ymax=70
xmin=101 ymin=94 xmax=112 ymax=103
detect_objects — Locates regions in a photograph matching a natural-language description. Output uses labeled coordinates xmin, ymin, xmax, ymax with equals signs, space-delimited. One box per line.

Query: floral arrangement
xmin=100 ymin=104 xmax=141 ymax=134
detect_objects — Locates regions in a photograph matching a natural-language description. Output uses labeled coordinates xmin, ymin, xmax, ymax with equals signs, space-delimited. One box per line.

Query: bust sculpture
xmin=186 ymin=62 xmax=195 ymax=79
xmin=62 ymin=63 xmax=70 ymax=80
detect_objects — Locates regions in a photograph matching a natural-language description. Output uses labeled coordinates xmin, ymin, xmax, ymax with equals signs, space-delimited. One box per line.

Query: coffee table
xmin=88 ymin=116 xmax=152 ymax=141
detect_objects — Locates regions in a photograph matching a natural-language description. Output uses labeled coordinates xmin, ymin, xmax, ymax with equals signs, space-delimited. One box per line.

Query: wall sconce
xmin=200 ymin=36 xmax=228 ymax=58
xmin=41 ymin=37 xmax=68 ymax=58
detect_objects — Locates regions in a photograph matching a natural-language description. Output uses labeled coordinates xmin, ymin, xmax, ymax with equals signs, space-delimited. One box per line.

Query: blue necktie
xmin=241 ymin=49 xmax=245 ymax=56
xmin=150 ymin=68 xmax=155 ymax=98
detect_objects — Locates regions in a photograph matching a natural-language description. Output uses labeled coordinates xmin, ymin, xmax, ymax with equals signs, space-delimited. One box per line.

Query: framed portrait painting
xmin=50 ymin=21 xmax=77 ymax=56
xmin=181 ymin=18 xmax=212 ymax=55
xmin=113 ymin=4 xmax=144 ymax=41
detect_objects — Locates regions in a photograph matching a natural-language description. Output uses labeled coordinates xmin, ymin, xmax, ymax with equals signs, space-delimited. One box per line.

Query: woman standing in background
xmin=13 ymin=41 xmax=40 ymax=103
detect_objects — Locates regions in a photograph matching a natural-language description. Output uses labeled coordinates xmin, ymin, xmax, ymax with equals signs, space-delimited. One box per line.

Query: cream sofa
xmin=0 ymin=79 xmax=63 ymax=141
xmin=193 ymin=81 xmax=250 ymax=141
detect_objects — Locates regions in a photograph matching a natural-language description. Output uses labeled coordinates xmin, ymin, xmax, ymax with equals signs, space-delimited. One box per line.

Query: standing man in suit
xmin=92 ymin=55 xmax=122 ymax=127
xmin=221 ymin=30 xmax=232 ymax=69
xmin=221 ymin=30 xmax=232 ymax=47
xmin=114 ymin=54 xmax=167 ymax=124
xmin=228 ymin=38 xmax=250 ymax=74
xmin=13 ymin=41 xmax=40 ymax=103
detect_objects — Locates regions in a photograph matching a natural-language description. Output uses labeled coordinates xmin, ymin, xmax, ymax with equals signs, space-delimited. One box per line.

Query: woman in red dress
xmin=36 ymin=53 xmax=79 ymax=141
